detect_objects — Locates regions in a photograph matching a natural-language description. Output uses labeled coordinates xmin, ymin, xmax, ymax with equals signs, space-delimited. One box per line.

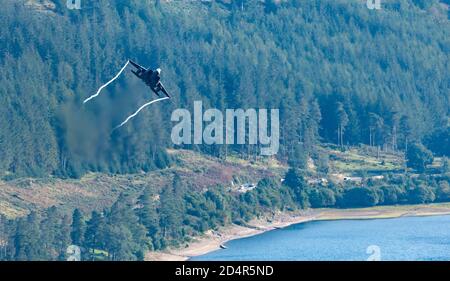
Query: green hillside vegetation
xmin=0 ymin=149 xmax=283 ymax=219
xmin=1 ymin=144 xmax=442 ymax=220
xmin=0 ymin=0 xmax=449 ymax=178
xmin=0 ymin=0 xmax=449 ymax=260
xmin=1 ymin=146 xmax=449 ymax=260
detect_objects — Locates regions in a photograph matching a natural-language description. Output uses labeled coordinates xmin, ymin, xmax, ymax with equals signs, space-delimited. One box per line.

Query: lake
xmin=192 ymin=215 xmax=450 ymax=261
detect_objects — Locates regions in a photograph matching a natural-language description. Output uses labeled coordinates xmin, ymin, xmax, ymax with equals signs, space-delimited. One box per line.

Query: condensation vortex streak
xmin=83 ymin=60 xmax=130 ymax=104
xmin=112 ymin=97 xmax=169 ymax=131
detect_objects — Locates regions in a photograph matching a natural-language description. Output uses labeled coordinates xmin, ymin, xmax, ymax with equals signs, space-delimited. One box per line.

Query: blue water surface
xmin=192 ymin=215 xmax=450 ymax=261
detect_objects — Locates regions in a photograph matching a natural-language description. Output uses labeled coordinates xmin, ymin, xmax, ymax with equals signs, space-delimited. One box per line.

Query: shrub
xmin=408 ymin=185 xmax=436 ymax=204
xmin=406 ymin=143 xmax=434 ymax=173
xmin=308 ymin=188 xmax=336 ymax=208
xmin=436 ymin=181 xmax=450 ymax=202
xmin=341 ymin=187 xmax=379 ymax=207
xmin=379 ymin=185 xmax=405 ymax=205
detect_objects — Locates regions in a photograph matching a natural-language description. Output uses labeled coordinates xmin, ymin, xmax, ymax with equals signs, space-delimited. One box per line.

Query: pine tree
xmin=159 ymin=176 xmax=185 ymax=242
xmin=71 ymin=209 xmax=86 ymax=247
xmin=57 ymin=215 xmax=72 ymax=261
xmin=336 ymin=102 xmax=349 ymax=148
xmin=84 ymin=211 xmax=106 ymax=260
xmin=39 ymin=206 xmax=61 ymax=260
xmin=105 ymin=193 xmax=148 ymax=260
xmin=14 ymin=212 xmax=41 ymax=261
xmin=136 ymin=187 xmax=160 ymax=250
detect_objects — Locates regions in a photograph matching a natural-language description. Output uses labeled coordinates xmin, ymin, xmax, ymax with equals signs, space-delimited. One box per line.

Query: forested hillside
xmin=0 ymin=0 xmax=449 ymax=178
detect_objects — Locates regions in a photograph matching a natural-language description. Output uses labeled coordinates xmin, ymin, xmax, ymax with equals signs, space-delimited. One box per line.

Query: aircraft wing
xmin=158 ymin=82 xmax=171 ymax=98
xmin=151 ymin=87 xmax=161 ymax=97
xmin=129 ymin=60 xmax=146 ymax=72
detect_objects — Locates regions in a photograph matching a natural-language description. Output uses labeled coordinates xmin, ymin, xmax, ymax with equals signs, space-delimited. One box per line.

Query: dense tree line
xmin=1 ymin=167 xmax=449 ymax=260
xmin=0 ymin=0 xmax=448 ymax=178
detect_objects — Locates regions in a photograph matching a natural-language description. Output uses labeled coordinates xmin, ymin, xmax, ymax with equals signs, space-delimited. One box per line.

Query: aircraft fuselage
xmin=142 ymin=70 xmax=160 ymax=89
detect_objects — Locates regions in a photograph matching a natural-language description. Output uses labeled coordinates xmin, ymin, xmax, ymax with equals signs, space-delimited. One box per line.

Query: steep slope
xmin=0 ymin=149 xmax=285 ymax=218
xmin=0 ymin=0 xmax=448 ymax=178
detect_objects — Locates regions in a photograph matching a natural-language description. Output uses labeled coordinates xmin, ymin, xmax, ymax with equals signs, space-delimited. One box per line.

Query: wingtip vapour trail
xmin=112 ymin=96 xmax=170 ymax=132
xmin=83 ymin=60 xmax=130 ymax=104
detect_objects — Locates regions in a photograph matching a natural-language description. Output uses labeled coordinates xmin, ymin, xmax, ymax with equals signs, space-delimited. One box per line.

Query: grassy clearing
xmin=0 ymin=201 xmax=28 ymax=219
xmin=328 ymin=147 xmax=403 ymax=174
xmin=0 ymin=149 xmax=283 ymax=218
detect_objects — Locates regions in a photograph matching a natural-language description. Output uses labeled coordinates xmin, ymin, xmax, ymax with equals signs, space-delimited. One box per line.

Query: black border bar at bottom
xmin=0 ymin=261 xmax=449 ymax=280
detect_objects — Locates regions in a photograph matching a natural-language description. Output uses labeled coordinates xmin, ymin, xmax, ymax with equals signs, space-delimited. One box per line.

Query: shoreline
xmin=145 ymin=203 xmax=450 ymax=261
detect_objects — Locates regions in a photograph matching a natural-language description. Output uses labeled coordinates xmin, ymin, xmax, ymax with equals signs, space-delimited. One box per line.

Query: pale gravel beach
xmin=145 ymin=203 xmax=450 ymax=261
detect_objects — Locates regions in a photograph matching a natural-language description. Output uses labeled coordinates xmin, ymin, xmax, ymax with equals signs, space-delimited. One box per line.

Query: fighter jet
xmin=129 ymin=60 xmax=171 ymax=98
